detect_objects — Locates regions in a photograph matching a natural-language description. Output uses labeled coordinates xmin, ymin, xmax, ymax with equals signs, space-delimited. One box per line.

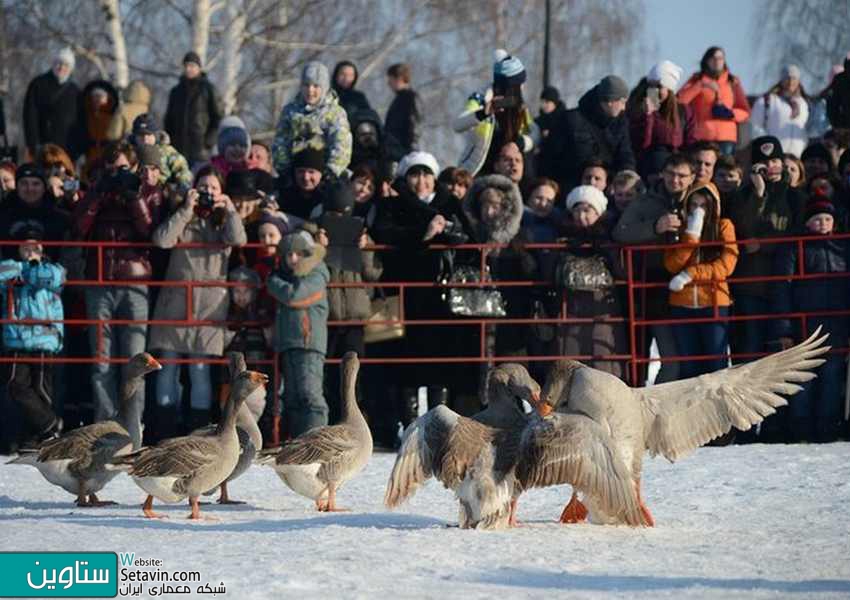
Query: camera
xmin=103 ymin=166 xmax=141 ymax=195
xmin=751 ymin=164 xmax=768 ymax=176
xmin=63 ymin=179 xmax=80 ymax=193
xmin=197 ymin=190 xmax=215 ymax=210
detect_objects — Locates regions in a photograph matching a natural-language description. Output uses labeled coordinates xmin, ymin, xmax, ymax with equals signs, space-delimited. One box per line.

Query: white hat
xmin=55 ymin=47 xmax=75 ymax=71
xmin=648 ymin=60 xmax=683 ymax=91
xmin=398 ymin=151 xmax=440 ymax=177
xmin=566 ymin=185 xmax=608 ymax=216
xmin=781 ymin=64 xmax=801 ymax=80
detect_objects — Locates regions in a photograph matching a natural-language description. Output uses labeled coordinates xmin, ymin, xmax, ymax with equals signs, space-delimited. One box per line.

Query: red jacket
xmin=677 ymin=70 xmax=750 ymax=143
xmin=629 ymin=105 xmax=697 ymax=154
xmin=73 ymin=182 xmax=164 ymax=280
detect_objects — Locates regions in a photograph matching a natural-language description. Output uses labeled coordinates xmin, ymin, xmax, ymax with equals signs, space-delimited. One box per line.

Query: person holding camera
xmin=0 ymin=164 xmax=70 ymax=258
xmin=72 ymin=141 xmax=163 ymax=433
xmin=148 ymin=165 xmax=247 ymax=437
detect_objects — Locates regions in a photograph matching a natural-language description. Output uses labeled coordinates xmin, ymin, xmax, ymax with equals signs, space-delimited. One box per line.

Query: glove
xmin=668 ymin=271 xmax=692 ymax=292
xmin=685 ymin=207 xmax=706 ymax=238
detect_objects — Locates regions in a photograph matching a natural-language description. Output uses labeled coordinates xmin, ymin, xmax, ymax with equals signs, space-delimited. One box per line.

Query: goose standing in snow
xmin=112 ymin=370 xmax=268 ymax=519
xmin=7 ymin=353 xmax=161 ymax=506
xmin=257 ymin=352 xmax=371 ymax=512
xmin=384 ymin=362 xmax=646 ymax=529
xmin=539 ymin=329 xmax=830 ymax=526
xmin=193 ymin=352 xmax=264 ymax=504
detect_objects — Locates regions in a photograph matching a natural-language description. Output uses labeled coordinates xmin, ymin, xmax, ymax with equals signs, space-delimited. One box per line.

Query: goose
xmin=384 ymin=362 xmax=646 ymax=529
xmin=7 ymin=353 xmax=161 ymax=506
xmin=257 ymin=352 xmax=371 ymax=512
xmin=111 ymin=370 xmax=268 ymax=519
xmin=192 ymin=352 xmax=264 ymax=504
xmin=538 ymin=328 xmax=830 ymax=526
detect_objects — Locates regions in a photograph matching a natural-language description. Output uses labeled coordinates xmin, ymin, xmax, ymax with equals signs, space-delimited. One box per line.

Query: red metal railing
xmin=1 ymin=234 xmax=848 ymax=387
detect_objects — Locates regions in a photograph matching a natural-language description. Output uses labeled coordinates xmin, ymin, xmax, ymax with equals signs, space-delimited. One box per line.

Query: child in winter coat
xmin=267 ymin=229 xmax=330 ymax=438
xmin=664 ymin=182 xmax=739 ymax=379
xmin=0 ymin=226 xmax=66 ymax=448
xmin=771 ymin=198 xmax=848 ymax=442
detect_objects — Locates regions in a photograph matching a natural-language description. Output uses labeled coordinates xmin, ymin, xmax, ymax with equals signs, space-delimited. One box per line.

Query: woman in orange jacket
xmin=664 ymin=182 xmax=739 ymax=378
xmin=678 ymin=47 xmax=750 ymax=156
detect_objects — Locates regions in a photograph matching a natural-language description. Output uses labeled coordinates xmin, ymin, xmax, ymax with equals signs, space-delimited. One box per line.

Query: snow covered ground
xmin=1 ymin=444 xmax=849 ymax=600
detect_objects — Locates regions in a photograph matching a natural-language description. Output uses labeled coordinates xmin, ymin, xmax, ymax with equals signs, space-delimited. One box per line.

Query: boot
xmin=427 ymin=386 xmax=450 ymax=411
xmin=147 ymin=404 xmax=179 ymax=444
xmin=400 ymin=387 xmax=419 ymax=428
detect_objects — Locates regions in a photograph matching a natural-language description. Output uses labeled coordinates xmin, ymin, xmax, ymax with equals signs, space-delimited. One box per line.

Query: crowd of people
xmin=1 ymin=44 xmax=849 ymax=455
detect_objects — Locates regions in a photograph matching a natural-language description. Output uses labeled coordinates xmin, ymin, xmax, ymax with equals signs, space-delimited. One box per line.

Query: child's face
xmin=612 ymin=184 xmax=637 ymax=211
xmin=571 ymin=203 xmax=600 ymax=228
xmin=19 ymin=241 xmax=43 ymax=262
xmin=231 ymin=285 xmax=253 ymax=309
xmin=528 ymin=185 xmax=556 ymax=217
xmin=581 ymin=167 xmax=607 ymax=191
xmin=807 ymin=214 xmax=834 ymax=235
xmin=714 ymin=168 xmax=741 ymax=193
xmin=448 ymin=181 xmax=468 ymax=201
xmin=687 ymin=191 xmax=710 ymax=213
xmin=285 ymin=251 xmax=302 ymax=270
xmin=258 ymin=223 xmax=282 ymax=250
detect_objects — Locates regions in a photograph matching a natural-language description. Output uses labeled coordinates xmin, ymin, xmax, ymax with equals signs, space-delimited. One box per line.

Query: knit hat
xmin=566 ymin=185 xmax=608 ymax=216
xmin=9 ymin=220 xmax=46 ymax=241
xmin=136 ymin=144 xmax=161 ymax=168
xmin=493 ymin=49 xmax=526 ymax=90
xmin=225 ymin=169 xmax=258 ymax=198
xmin=292 ymin=146 xmax=326 ymax=172
xmin=217 ymin=115 xmax=251 ymax=155
xmin=251 ymin=169 xmax=276 ymax=194
xmin=781 ymin=64 xmax=801 ymax=80
xmin=597 ymin=75 xmax=629 ymax=101
xmin=256 ymin=212 xmax=296 ymax=240
xmin=751 ymin=136 xmax=784 ymax=164
xmin=804 ymin=197 xmax=836 ymax=224
xmin=132 ymin=113 xmax=158 ymax=138
xmin=228 ymin=265 xmax=261 ymax=286
xmin=801 ymin=143 xmax=832 ymax=166
xmin=55 ymin=47 xmax=75 ymax=71
xmin=280 ymin=229 xmax=316 ymax=256
xmin=322 ymin=180 xmax=355 ymax=214
xmin=15 ymin=163 xmax=46 ymax=186
xmin=183 ymin=51 xmax=202 ymax=67
xmin=648 ymin=60 xmax=683 ymax=91
xmin=540 ymin=85 xmax=561 ymax=103
xmin=301 ymin=61 xmax=330 ymax=97
xmin=398 ymin=151 xmax=439 ymax=177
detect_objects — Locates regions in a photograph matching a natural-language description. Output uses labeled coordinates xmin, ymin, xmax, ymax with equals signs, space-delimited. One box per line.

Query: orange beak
xmin=248 ymin=371 xmax=269 ymax=385
xmin=535 ymin=401 xmax=554 ymax=417
xmin=145 ymin=356 xmax=163 ymax=370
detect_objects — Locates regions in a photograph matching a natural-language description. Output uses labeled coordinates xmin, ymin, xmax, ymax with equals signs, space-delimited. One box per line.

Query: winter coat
xmin=749 ymin=93 xmax=809 ymax=158
xmin=267 ymin=243 xmax=330 ymax=353
xmin=453 ymin=89 xmax=539 ymax=176
xmin=628 ymin=104 xmax=697 ymax=155
xmin=677 ymin=70 xmax=750 ymax=143
xmin=771 ymin=234 xmax=849 ymax=339
xmin=22 ymin=71 xmax=79 ymax=154
xmin=148 ymin=203 xmax=247 ymax=355
xmin=107 ymin=80 xmax=152 ymax=141
xmin=384 ymin=89 xmax=421 ymax=161
xmin=727 ymin=177 xmax=805 ymax=298
xmin=278 ymin=183 xmax=326 ymax=221
xmin=535 ymin=102 xmax=566 ymax=181
xmin=331 ymin=61 xmax=372 ymax=121
xmin=826 ymin=56 xmax=850 ymax=129
xmin=0 ymin=260 xmax=65 ymax=353
xmin=154 ymin=133 xmax=192 ymax=187
xmin=664 ymin=218 xmax=738 ymax=309
xmin=69 ymin=80 xmax=121 ymax=166
xmin=552 ymin=87 xmax=635 ymax=191
xmin=271 ymin=89 xmax=352 ymax=178
xmin=0 ymin=194 xmax=71 ymax=260
xmin=72 ymin=180 xmax=164 ymax=280
xmin=164 ymin=73 xmax=223 ymax=163
xmin=349 ymin=107 xmax=393 ymax=174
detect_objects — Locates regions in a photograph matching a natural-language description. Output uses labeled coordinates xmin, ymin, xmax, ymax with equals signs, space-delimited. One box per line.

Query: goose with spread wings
xmin=384 ymin=363 xmax=647 ymax=529
xmin=539 ymin=328 xmax=829 ymax=526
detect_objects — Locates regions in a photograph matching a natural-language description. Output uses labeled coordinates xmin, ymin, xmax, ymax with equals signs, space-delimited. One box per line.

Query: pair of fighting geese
xmin=10 ymin=328 xmax=829 ymax=528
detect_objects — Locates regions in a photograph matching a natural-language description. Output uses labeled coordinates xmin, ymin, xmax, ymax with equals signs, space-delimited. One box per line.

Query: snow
xmin=2 ymin=444 xmax=850 ymax=599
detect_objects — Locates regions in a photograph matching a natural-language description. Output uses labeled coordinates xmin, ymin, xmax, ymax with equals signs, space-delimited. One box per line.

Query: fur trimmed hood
xmin=464 ymin=174 xmax=524 ymax=244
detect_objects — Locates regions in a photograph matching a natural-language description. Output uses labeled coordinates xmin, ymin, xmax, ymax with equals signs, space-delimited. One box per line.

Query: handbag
xmin=443 ymin=262 xmax=507 ymax=317
xmin=555 ymin=253 xmax=614 ymax=292
xmin=364 ymin=289 xmax=405 ymax=344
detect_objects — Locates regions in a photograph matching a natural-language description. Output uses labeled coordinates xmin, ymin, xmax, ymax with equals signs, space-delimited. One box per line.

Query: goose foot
xmin=635 ymin=479 xmax=655 ymax=527
xmin=315 ymin=498 xmax=328 ymax=512
xmin=186 ymin=497 xmax=213 ymax=520
xmin=216 ymin=482 xmax=245 ymax=505
xmin=142 ymin=495 xmax=167 ymax=519
xmin=317 ymin=485 xmax=348 ymax=512
xmin=559 ymin=491 xmax=588 ymax=524
xmin=508 ymin=498 xmax=522 ymax=527
xmin=86 ymin=493 xmax=117 ymax=507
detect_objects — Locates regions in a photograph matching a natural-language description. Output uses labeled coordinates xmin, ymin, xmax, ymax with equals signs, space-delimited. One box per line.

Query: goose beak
xmin=147 ymin=357 xmax=163 ymax=371
xmin=531 ymin=395 xmax=554 ymax=417
xmin=248 ymin=371 xmax=269 ymax=385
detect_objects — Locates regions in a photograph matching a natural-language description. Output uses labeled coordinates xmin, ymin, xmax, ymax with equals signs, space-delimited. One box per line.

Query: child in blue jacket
xmin=0 ymin=224 xmax=66 ymax=448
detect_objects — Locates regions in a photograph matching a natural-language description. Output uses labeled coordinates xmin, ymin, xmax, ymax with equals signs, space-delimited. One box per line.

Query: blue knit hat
xmin=217 ymin=115 xmax=251 ymax=155
xmin=493 ymin=49 xmax=526 ymax=90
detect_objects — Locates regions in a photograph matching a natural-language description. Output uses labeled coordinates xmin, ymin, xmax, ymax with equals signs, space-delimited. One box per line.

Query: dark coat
xmin=164 ymin=74 xmax=223 ymax=163
xmin=384 ymin=89 xmax=421 ymax=161
xmin=535 ymin=101 xmax=567 ymax=181
xmin=0 ymin=193 xmax=70 ymax=260
xmin=826 ymin=56 xmax=850 ymax=129
xmin=349 ymin=107 xmax=392 ymax=174
xmin=331 ymin=61 xmax=372 ymax=121
xmin=771 ymin=234 xmax=849 ymax=340
xmin=22 ymin=71 xmax=80 ymax=154
xmin=553 ymin=87 xmax=636 ymax=191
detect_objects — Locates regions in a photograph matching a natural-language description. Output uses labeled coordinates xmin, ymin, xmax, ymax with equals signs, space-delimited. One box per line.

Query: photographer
xmin=148 ymin=165 xmax=247 ymax=437
xmin=72 ymin=141 xmax=163 ymax=439
xmin=37 ymin=144 xmax=81 ymax=212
